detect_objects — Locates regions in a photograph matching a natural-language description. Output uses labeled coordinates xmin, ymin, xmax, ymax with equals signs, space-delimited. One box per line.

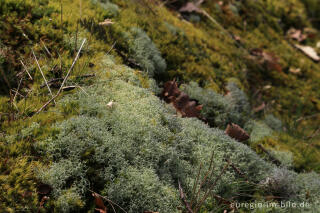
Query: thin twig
xmin=58 ymin=39 xmax=86 ymax=94
xmin=211 ymin=193 xmax=233 ymax=206
xmin=257 ymin=144 xmax=282 ymax=166
xmin=306 ymin=127 xmax=320 ymax=140
xmin=194 ymin=161 xmax=230 ymax=212
xmin=13 ymin=77 xmax=23 ymax=102
xmin=190 ymin=163 xmax=202 ymax=207
xmin=40 ymin=78 xmax=63 ymax=88
xmin=192 ymin=152 xmax=214 ymax=207
xmin=20 ymin=60 xmax=33 ymax=80
xmin=36 ymin=39 xmax=86 ymax=114
xmin=11 ymin=89 xmax=24 ymax=99
xmin=32 ymin=49 xmax=56 ymax=105
xmin=60 ymin=0 xmax=63 ymax=36
xmin=227 ymin=159 xmax=248 ymax=182
xmin=41 ymin=40 xmax=53 ymax=58
xmin=75 ymin=85 xmax=88 ymax=95
xmin=107 ymin=41 xmax=117 ymax=55
xmin=178 ymin=181 xmax=194 ymax=213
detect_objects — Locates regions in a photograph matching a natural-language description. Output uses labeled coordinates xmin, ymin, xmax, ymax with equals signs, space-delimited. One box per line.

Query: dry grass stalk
xmin=20 ymin=60 xmax=33 ymax=80
xmin=36 ymin=39 xmax=86 ymax=114
xmin=32 ymin=49 xmax=56 ymax=105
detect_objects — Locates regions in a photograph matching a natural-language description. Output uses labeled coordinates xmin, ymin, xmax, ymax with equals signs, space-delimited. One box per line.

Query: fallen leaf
xmin=289 ymin=67 xmax=301 ymax=74
xmin=99 ymin=19 xmax=114 ymax=26
xmin=250 ymin=48 xmax=282 ymax=72
xmin=287 ymin=28 xmax=307 ymax=42
xmin=233 ymin=35 xmax=241 ymax=42
xmin=294 ymin=44 xmax=320 ymax=62
xmin=316 ymin=41 xmax=320 ymax=49
xmin=225 ymin=123 xmax=249 ymax=142
xmin=162 ymin=80 xmax=202 ymax=118
xmin=107 ymin=101 xmax=114 ymax=108
xmin=253 ymin=102 xmax=266 ymax=113
xmin=92 ymin=192 xmax=107 ymax=213
xmin=263 ymin=85 xmax=272 ymax=90
xmin=179 ymin=2 xmax=201 ymax=13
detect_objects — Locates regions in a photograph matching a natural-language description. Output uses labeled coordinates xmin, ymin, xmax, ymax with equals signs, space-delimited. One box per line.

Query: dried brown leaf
xmin=179 ymin=2 xmax=201 ymax=13
xmin=287 ymin=28 xmax=307 ymax=42
xmin=225 ymin=123 xmax=249 ymax=142
xmin=162 ymin=81 xmax=202 ymax=118
xmin=99 ymin=19 xmax=114 ymax=26
xmin=250 ymin=48 xmax=282 ymax=72
xmin=289 ymin=67 xmax=301 ymax=74
xmin=92 ymin=192 xmax=107 ymax=213
xmin=294 ymin=44 xmax=320 ymax=62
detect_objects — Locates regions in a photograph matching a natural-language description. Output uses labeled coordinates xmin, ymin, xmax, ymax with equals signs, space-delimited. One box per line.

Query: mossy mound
xmin=34 ymin=57 xmax=272 ymax=212
xmin=0 ymin=0 xmax=320 ymax=212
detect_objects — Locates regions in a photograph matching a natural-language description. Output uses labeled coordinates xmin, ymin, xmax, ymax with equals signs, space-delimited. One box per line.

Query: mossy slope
xmin=0 ymin=0 xmax=320 ymax=212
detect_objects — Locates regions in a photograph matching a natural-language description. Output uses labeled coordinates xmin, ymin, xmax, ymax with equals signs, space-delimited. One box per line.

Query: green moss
xmin=1 ymin=0 xmax=320 ymax=211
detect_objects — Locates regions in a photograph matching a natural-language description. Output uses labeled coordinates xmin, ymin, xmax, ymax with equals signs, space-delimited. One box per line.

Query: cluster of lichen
xmin=0 ymin=0 xmax=320 ymax=212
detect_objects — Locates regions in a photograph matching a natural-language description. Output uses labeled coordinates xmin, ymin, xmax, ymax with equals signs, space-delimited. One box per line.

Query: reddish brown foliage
xmin=250 ymin=48 xmax=282 ymax=72
xmin=92 ymin=192 xmax=107 ymax=213
xmin=225 ymin=123 xmax=249 ymax=142
xmin=162 ymin=80 xmax=202 ymax=118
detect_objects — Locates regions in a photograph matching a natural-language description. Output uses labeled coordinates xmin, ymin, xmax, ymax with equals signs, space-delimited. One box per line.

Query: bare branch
xmin=13 ymin=77 xmax=23 ymax=102
xmin=20 ymin=60 xmax=33 ymax=80
xmin=257 ymin=144 xmax=282 ymax=166
xmin=36 ymin=39 xmax=86 ymax=114
xmin=178 ymin=181 xmax=194 ymax=213
xmin=32 ymin=49 xmax=56 ymax=104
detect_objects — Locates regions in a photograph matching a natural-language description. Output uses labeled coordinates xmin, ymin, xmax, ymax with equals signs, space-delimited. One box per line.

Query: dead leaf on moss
xmin=92 ymin=192 xmax=107 ymax=213
xmin=107 ymin=100 xmax=114 ymax=108
xmin=294 ymin=44 xmax=320 ymax=62
xmin=263 ymin=85 xmax=272 ymax=90
xmin=287 ymin=28 xmax=307 ymax=42
xmin=250 ymin=48 xmax=282 ymax=72
xmin=225 ymin=123 xmax=249 ymax=142
xmin=233 ymin=35 xmax=241 ymax=42
xmin=99 ymin=19 xmax=114 ymax=26
xmin=179 ymin=0 xmax=205 ymax=13
xmin=289 ymin=67 xmax=301 ymax=74
xmin=179 ymin=2 xmax=201 ymax=13
xmin=162 ymin=80 xmax=202 ymax=118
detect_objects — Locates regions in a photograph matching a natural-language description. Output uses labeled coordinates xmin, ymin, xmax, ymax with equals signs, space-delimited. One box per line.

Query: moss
xmin=180 ymin=81 xmax=250 ymax=128
xmin=128 ymin=27 xmax=167 ymax=77
xmin=32 ymin=59 xmax=279 ymax=211
xmin=0 ymin=0 xmax=320 ymax=211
